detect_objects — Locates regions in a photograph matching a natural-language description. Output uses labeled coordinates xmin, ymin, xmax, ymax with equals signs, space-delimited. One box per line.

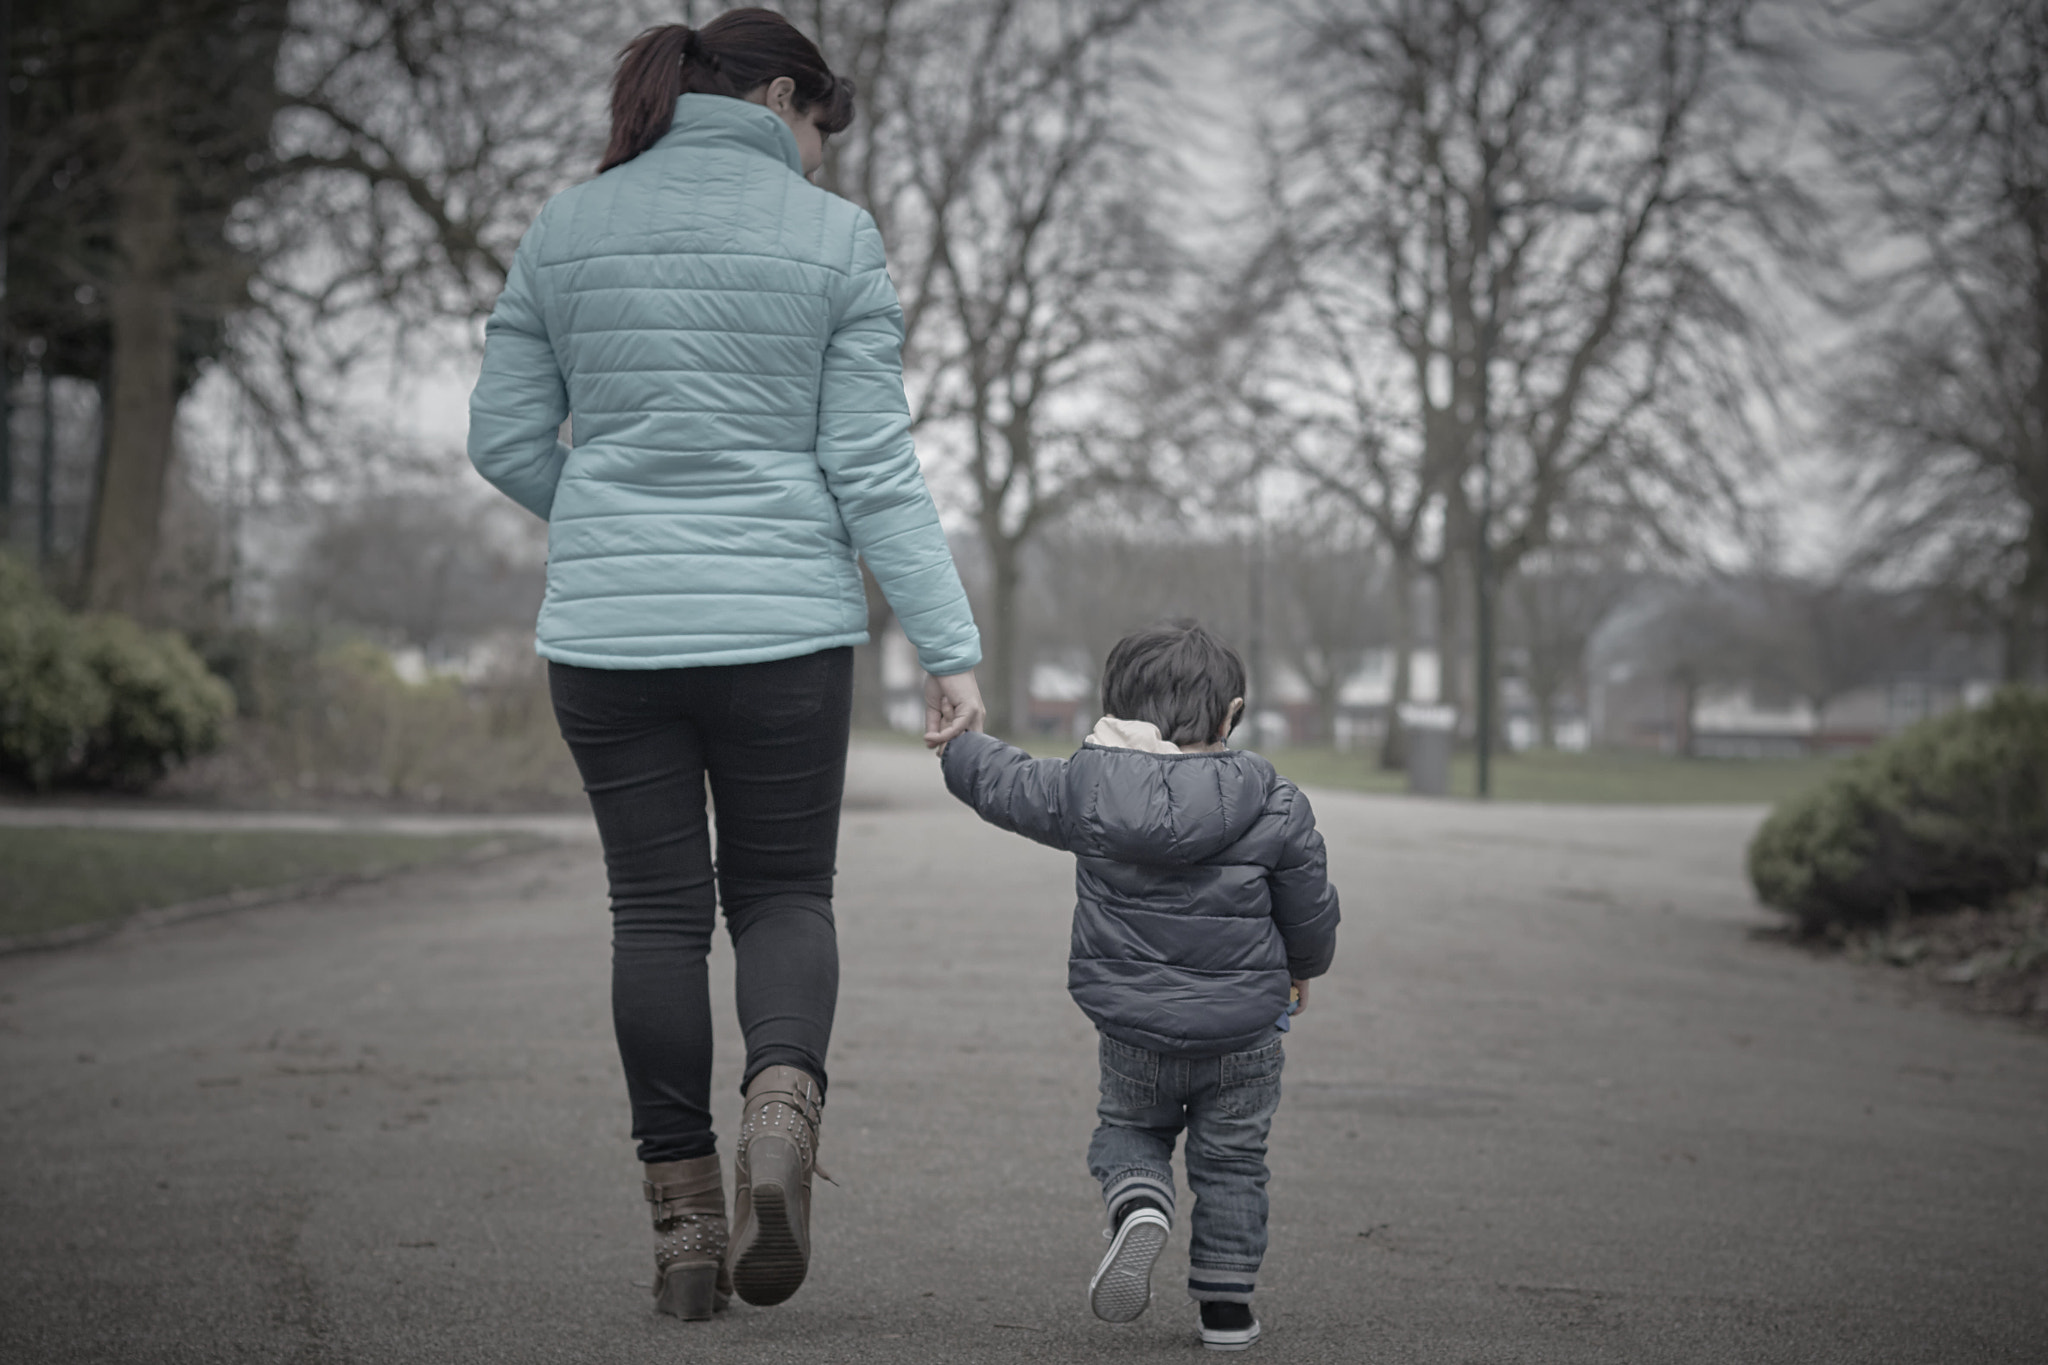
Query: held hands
xmin=1289 ymin=979 xmax=1310 ymax=1018
xmin=924 ymin=669 xmax=987 ymax=750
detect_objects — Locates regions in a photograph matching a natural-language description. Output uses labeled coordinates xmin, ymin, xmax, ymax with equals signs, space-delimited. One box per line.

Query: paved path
xmin=3 ymin=744 xmax=2043 ymax=1363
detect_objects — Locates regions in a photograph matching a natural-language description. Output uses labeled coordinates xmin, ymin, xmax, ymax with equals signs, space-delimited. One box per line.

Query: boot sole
xmin=1090 ymin=1209 xmax=1170 ymax=1323
xmin=654 ymin=1262 xmax=725 ymax=1321
xmin=1201 ymin=1318 xmax=1262 ymax=1351
xmin=731 ymin=1137 xmax=808 ymax=1306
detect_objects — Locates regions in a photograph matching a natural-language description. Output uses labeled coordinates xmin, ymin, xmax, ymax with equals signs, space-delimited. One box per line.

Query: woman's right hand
xmin=924 ymin=670 xmax=987 ymax=750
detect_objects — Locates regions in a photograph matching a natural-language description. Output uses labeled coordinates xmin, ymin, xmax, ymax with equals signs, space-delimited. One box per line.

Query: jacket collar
xmin=1087 ymin=716 xmax=1181 ymax=754
xmin=652 ymin=94 xmax=803 ymax=175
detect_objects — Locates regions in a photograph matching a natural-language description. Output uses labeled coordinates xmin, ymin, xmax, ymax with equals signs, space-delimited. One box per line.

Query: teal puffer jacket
xmin=467 ymin=95 xmax=981 ymax=674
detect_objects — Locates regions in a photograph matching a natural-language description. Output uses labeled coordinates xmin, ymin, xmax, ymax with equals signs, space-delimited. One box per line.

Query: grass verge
xmin=860 ymin=727 xmax=1845 ymax=804
xmin=1253 ymin=740 xmax=1851 ymax=806
xmin=1262 ymin=745 xmax=1847 ymax=805
xmin=0 ymin=828 xmax=503 ymax=941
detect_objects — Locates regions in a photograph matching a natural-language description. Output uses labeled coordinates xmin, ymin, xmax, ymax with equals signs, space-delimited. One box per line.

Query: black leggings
xmin=549 ymin=648 xmax=852 ymax=1163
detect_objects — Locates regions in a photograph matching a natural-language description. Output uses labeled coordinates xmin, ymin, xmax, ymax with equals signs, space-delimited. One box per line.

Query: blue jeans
xmin=1087 ymin=1033 xmax=1285 ymax=1304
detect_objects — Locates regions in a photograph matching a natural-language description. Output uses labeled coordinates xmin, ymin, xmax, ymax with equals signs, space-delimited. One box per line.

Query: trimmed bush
xmin=165 ymin=631 xmax=583 ymax=809
xmin=0 ymin=556 xmax=235 ymax=790
xmin=1747 ymin=688 xmax=2048 ymax=932
xmin=0 ymin=564 xmax=111 ymax=788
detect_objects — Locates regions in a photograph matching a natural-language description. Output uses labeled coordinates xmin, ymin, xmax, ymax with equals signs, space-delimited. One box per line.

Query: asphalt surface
xmin=2 ymin=742 xmax=2044 ymax=1364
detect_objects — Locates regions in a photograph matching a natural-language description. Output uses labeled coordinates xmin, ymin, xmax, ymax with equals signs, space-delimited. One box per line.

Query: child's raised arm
xmin=938 ymin=730 xmax=1074 ymax=852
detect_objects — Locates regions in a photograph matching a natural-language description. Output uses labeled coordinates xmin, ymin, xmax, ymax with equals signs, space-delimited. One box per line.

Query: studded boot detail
xmin=643 ymin=1154 xmax=730 ymax=1320
xmin=727 ymin=1065 xmax=824 ymax=1307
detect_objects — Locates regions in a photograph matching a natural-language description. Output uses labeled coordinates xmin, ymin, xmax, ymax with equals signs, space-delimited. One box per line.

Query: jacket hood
xmin=1065 ymin=744 xmax=1273 ymax=865
xmin=1087 ymin=715 xmax=1181 ymax=753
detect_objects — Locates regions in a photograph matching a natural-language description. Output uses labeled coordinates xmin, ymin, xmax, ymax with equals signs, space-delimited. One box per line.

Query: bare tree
xmin=797 ymin=0 xmax=916 ymax=724
xmin=1268 ymin=521 xmax=1390 ymax=746
xmin=237 ymin=0 xmax=621 ymax=467
xmin=1503 ymin=549 xmax=1636 ymax=747
xmin=771 ymin=1 xmax=1181 ymax=732
xmin=9 ymin=0 xmax=289 ymax=613
xmin=804 ymin=0 xmax=1175 ymax=733
xmin=1257 ymin=0 xmax=1809 ymax=751
xmin=1746 ymin=576 xmax=1932 ymax=730
xmin=281 ymin=487 xmax=545 ymax=648
xmin=1828 ymin=0 xmax=2048 ymax=681
xmin=1609 ymin=578 xmax=1758 ymax=757
xmin=10 ymin=0 xmax=620 ymax=614
xmin=1029 ymin=520 xmax=1255 ymax=675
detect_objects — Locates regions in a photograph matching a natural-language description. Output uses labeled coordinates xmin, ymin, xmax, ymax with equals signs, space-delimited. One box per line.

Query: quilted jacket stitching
xmin=467 ymin=96 xmax=979 ymax=675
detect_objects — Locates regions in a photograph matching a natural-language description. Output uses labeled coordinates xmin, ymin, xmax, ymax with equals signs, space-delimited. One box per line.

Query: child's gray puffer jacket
xmin=940 ymin=730 xmax=1340 ymax=1057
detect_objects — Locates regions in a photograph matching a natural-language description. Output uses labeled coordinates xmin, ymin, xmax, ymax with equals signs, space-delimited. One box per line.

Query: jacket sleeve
xmin=1269 ymin=783 xmax=1340 ymax=979
xmin=818 ymin=211 xmax=981 ymax=676
xmin=939 ymin=731 xmax=1072 ymax=852
xmin=468 ymin=214 xmax=569 ymax=521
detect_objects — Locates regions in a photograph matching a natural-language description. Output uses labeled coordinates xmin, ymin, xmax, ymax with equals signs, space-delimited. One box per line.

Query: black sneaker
xmin=1089 ymin=1199 xmax=1171 ymax=1323
xmin=1199 ymin=1300 xmax=1261 ymax=1351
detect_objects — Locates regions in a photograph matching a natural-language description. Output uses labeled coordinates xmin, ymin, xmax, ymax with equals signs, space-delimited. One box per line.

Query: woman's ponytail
xmin=601 ymin=26 xmax=694 ymax=173
xmin=600 ymin=9 xmax=856 ymax=174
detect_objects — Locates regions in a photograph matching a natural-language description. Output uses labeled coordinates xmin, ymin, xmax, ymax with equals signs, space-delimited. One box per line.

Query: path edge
xmin=0 ymin=834 xmax=552 ymax=958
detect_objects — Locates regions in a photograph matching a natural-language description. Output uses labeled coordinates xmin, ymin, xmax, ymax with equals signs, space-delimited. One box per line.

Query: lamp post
xmin=1241 ymin=400 xmax=1281 ymax=750
xmin=1473 ymin=192 xmax=1609 ymax=799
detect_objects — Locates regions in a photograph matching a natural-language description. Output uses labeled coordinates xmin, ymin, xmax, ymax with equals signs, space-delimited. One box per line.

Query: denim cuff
xmin=1102 ymin=1171 xmax=1176 ymax=1223
xmin=1188 ymin=1266 xmax=1258 ymax=1304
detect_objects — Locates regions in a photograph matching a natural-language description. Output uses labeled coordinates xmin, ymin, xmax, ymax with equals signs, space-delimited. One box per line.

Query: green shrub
xmin=170 ymin=632 xmax=582 ymax=808
xmin=1747 ymin=688 xmax=2048 ymax=932
xmin=0 ymin=562 xmax=111 ymax=787
xmin=0 ymin=556 xmax=235 ymax=790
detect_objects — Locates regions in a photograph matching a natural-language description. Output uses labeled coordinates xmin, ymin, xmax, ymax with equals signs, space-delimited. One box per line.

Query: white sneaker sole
xmin=1201 ymin=1317 xmax=1262 ymax=1351
xmin=1088 ymin=1208 xmax=1171 ymax=1323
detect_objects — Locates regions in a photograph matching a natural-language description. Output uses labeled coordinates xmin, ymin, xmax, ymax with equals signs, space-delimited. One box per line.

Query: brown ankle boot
xmin=643 ymin=1154 xmax=730 ymax=1320
xmin=728 ymin=1065 xmax=824 ymax=1306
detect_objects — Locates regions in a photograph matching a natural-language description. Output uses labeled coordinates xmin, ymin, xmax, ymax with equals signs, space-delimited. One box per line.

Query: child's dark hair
xmin=601 ymin=9 xmax=856 ymax=172
xmin=1101 ymin=621 xmax=1247 ymax=747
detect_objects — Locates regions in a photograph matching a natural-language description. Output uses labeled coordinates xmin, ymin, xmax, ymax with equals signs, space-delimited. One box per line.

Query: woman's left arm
xmin=815 ymin=212 xmax=982 ymax=678
xmin=468 ymin=216 xmax=570 ymax=521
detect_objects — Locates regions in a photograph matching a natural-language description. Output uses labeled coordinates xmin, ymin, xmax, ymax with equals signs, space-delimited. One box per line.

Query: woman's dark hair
xmin=1100 ymin=621 xmax=1248 ymax=747
xmin=601 ymin=8 xmax=856 ymax=172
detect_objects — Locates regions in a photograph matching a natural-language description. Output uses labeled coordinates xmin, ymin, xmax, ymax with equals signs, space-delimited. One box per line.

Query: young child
xmin=939 ymin=621 xmax=1340 ymax=1351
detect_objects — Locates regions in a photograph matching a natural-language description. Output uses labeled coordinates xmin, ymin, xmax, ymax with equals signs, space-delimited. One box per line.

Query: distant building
xmin=1590 ymin=669 xmax=1996 ymax=757
xmin=886 ymin=595 xmax=2005 ymax=757
xmin=1026 ymin=659 xmax=1093 ymax=739
xmin=1585 ymin=583 xmax=1999 ymax=757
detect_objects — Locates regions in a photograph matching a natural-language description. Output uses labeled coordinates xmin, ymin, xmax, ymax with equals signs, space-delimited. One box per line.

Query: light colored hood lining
xmin=1087 ymin=715 xmax=1181 ymax=754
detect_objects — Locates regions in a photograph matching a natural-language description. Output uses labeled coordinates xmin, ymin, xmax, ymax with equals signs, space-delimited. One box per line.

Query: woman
xmin=467 ymin=8 xmax=985 ymax=1321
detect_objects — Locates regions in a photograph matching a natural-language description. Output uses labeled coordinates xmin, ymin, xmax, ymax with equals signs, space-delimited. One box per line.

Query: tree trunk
xmin=40 ymin=369 xmax=58 ymax=572
xmin=1434 ymin=552 xmax=1466 ymax=730
xmin=1480 ymin=564 xmax=1511 ymax=756
xmin=2009 ymin=506 xmax=2048 ymax=683
xmin=1246 ymin=532 xmax=1266 ymax=737
xmin=1 ymin=365 xmax=13 ymax=547
xmin=984 ymin=531 xmax=1023 ymax=737
xmin=1379 ymin=556 xmax=1415 ymax=770
xmin=86 ymin=141 xmax=180 ymax=617
xmin=1676 ymin=674 xmax=1699 ymax=758
xmin=1536 ymin=684 xmax=1558 ymax=750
